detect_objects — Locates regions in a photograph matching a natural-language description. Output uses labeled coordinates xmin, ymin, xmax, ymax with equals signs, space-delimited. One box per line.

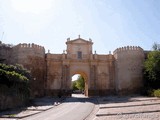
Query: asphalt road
xmin=22 ymin=94 xmax=95 ymax=120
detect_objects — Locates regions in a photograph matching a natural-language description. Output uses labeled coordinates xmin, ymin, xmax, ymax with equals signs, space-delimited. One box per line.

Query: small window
xmin=77 ymin=51 xmax=82 ymax=59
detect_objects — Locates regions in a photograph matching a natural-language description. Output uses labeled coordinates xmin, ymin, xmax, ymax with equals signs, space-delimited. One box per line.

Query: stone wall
xmin=0 ymin=43 xmax=12 ymax=64
xmin=0 ymin=39 xmax=146 ymax=97
xmin=11 ymin=43 xmax=46 ymax=97
xmin=0 ymin=95 xmax=25 ymax=110
xmin=89 ymin=54 xmax=116 ymax=96
xmin=114 ymin=46 xmax=144 ymax=94
xmin=11 ymin=43 xmax=45 ymax=64
xmin=45 ymin=54 xmax=63 ymax=96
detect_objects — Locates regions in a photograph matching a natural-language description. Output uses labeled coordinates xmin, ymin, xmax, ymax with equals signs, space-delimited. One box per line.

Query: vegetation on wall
xmin=0 ymin=63 xmax=31 ymax=110
xmin=143 ymin=43 xmax=160 ymax=97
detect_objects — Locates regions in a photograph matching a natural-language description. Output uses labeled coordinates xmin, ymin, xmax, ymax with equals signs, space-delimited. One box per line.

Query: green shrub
xmin=153 ymin=89 xmax=160 ymax=97
xmin=0 ymin=63 xmax=31 ymax=100
xmin=146 ymin=89 xmax=160 ymax=97
xmin=147 ymin=89 xmax=154 ymax=97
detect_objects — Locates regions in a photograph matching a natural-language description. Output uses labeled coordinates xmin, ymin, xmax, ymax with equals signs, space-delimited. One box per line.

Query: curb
xmin=85 ymin=97 xmax=100 ymax=120
xmin=0 ymin=97 xmax=66 ymax=119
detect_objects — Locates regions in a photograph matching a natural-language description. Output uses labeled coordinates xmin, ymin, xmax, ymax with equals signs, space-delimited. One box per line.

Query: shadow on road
xmin=61 ymin=93 xmax=98 ymax=104
xmin=0 ymin=97 xmax=62 ymax=119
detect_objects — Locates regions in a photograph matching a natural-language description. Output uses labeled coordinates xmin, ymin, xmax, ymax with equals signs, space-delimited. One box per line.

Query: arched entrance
xmin=70 ymin=71 xmax=88 ymax=96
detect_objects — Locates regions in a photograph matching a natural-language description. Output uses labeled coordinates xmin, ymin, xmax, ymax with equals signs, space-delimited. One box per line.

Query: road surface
xmin=22 ymin=94 xmax=95 ymax=120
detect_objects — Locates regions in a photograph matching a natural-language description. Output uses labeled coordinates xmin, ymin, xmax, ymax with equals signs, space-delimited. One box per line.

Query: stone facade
xmin=114 ymin=46 xmax=144 ymax=95
xmin=0 ymin=37 xmax=145 ymax=96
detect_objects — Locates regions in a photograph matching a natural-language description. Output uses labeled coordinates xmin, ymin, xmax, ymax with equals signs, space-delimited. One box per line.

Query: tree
xmin=152 ymin=42 xmax=160 ymax=51
xmin=75 ymin=76 xmax=85 ymax=91
xmin=72 ymin=81 xmax=78 ymax=91
xmin=71 ymin=75 xmax=85 ymax=91
xmin=144 ymin=49 xmax=160 ymax=89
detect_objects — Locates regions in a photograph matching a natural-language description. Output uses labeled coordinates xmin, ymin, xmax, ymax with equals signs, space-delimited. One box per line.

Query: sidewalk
xmin=0 ymin=97 xmax=65 ymax=119
xmin=95 ymin=96 xmax=160 ymax=120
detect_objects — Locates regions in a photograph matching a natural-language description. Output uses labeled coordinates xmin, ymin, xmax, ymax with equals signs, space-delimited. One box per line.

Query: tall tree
xmin=144 ymin=43 xmax=160 ymax=89
xmin=72 ymin=81 xmax=78 ymax=91
xmin=75 ymin=76 xmax=85 ymax=91
xmin=152 ymin=42 xmax=160 ymax=51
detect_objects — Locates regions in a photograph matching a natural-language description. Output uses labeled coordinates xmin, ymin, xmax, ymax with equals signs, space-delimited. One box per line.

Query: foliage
xmin=0 ymin=63 xmax=31 ymax=101
xmin=153 ymin=89 xmax=160 ymax=97
xmin=152 ymin=42 xmax=160 ymax=51
xmin=144 ymin=51 xmax=160 ymax=89
xmin=72 ymin=75 xmax=85 ymax=91
xmin=72 ymin=81 xmax=78 ymax=91
xmin=0 ymin=64 xmax=31 ymax=81
xmin=146 ymin=89 xmax=160 ymax=97
xmin=76 ymin=76 xmax=85 ymax=91
xmin=143 ymin=43 xmax=160 ymax=97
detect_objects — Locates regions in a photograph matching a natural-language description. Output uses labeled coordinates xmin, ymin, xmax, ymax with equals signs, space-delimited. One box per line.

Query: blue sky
xmin=0 ymin=0 xmax=160 ymax=54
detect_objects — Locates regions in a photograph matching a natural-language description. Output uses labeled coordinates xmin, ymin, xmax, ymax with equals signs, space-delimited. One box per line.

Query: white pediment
xmin=72 ymin=39 xmax=88 ymax=44
xmin=66 ymin=37 xmax=93 ymax=45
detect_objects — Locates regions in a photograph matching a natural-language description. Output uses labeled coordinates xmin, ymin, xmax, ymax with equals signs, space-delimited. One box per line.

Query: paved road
xmin=22 ymin=94 xmax=95 ymax=120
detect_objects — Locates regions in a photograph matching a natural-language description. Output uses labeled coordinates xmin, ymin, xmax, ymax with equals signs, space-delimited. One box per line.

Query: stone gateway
xmin=0 ymin=37 xmax=145 ymax=97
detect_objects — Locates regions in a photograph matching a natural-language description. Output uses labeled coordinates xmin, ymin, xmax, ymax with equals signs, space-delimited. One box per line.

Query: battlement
xmin=113 ymin=46 xmax=143 ymax=55
xmin=15 ymin=43 xmax=45 ymax=50
xmin=11 ymin=43 xmax=45 ymax=61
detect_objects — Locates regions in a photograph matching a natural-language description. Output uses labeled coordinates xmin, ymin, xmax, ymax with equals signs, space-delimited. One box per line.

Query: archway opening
xmin=71 ymin=74 xmax=84 ymax=94
xmin=71 ymin=74 xmax=87 ymax=97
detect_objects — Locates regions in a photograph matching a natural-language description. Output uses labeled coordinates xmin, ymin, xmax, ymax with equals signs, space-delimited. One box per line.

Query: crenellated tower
xmin=11 ymin=43 xmax=46 ymax=97
xmin=0 ymin=37 xmax=147 ymax=97
xmin=11 ymin=43 xmax=45 ymax=64
xmin=113 ymin=46 xmax=145 ymax=94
